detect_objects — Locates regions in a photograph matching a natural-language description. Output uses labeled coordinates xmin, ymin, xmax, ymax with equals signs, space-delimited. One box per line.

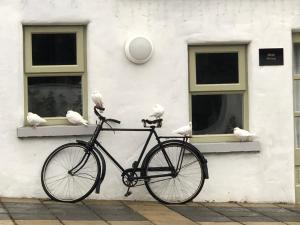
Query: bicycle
xmin=41 ymin=106 xmax=209 ymax=204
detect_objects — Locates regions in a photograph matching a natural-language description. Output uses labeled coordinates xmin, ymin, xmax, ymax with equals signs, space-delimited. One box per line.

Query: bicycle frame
xmin=86 ymin=119 xmax=179 ymax=180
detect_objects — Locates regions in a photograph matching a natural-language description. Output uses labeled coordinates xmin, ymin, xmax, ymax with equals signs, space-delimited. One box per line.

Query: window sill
xmin=17 ymin=125 xmax=97 ymax=138
xmin=193 ymin=141 xmax=261 ymax=154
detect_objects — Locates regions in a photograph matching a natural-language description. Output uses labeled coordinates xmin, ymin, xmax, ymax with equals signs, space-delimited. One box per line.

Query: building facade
xmin=1 ymin=0 xmax=299 ymax=203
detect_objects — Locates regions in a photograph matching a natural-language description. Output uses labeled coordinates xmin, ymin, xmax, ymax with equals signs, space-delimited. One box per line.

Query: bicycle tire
xmin=143 ymin=141 xmax=205 ymax=204
xmin=41 ymin=143 xmax=100 ymax=203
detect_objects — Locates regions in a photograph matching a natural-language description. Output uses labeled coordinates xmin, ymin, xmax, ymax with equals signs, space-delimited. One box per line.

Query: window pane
xmin=32 ymin=33 xmax=77 ymax=65
xmin=192 ymin=94 xmax=243 ymax=135
xmin=295 ymin=118 xmax=300 ymax=148
xmin=196 ymin=53 xmax=239 ymax=84
xmin=294 ymin=80 xmax=300 ymax=111
xmin=294 ymin=44 xmax=300 ymax=74
xmin=28 ymin=76 xmax=82 ymax=117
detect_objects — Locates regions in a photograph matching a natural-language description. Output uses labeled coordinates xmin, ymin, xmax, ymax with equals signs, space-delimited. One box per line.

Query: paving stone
xmin=46 ymin=203 xmax=100 ymax=220
xmin=0 ymin=208 xmax=7 ymax=214
xmin=197 ymin=223 xmax=242 ymax=225
xmin=249 ymin=207 xmax=295 ymax=214
xmin=271 ymin=215 xmax=300 ymax=222
xmin=240 ymin=204 xmax=280 ymax=208
xmin=202 ymin=203 xmax=241 ymax=208
xmin=3 ymin=202 xmax=50 ymax=214
xmin=86 ymin=203 xmax=146 ymax=221
xmin=108 ymin=221 xmax=154 ymax=225
xmin=168 ymin=206 xmax=231 ymax=222
xmin=0 ymin=214 xmax=12 ymax=220
xmin=0 ymin=220 xmax=14 ymax=225
xmin=3 ymin=202 xmax=55 ymax=220
xmin=1 ymin=198 xmax=40 ymax=203
xmin=229 ymin=216 xmax=276 ymax=222
xmin=15 ymin=220 xmax=63 ymax=225
xmin=211 ymin=207 xmax=264 ymax=217
xmin=10 ymin=213 xmax=56 ymax=220
xmin=62 ymin=221 xmax=108 ymax=225
xmin=243 ymin=223 xmax=285 ymax=225
xmin=125 ymin=201 xmax=198 ymax=225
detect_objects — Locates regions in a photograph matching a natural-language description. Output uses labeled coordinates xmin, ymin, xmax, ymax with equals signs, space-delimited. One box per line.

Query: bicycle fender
xmin=75 ymin=140 xmax=106 ymax=193
xmin=142 ymin=139 xmax=209 ymax=179
xmin=93 ymin=147 xmax=106 ymax=194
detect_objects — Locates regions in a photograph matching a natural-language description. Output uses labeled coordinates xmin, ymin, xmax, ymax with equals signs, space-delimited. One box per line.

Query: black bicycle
xmin=41 ymin=106 xmax=209 ymax=204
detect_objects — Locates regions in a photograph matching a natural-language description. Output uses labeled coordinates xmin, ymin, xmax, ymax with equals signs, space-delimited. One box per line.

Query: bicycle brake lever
xmin=104 ymin=121 xmax=115 ymax=134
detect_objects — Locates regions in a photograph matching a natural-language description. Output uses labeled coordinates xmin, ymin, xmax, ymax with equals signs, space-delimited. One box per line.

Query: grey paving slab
xmin=168 ymin=205 xmax=232 ymax=222
xmin=0 ymin=214 xmax=10 ymax=220
xmin=211 ymin=207 xmax=264 ymax=217
xmin=230 ymin=216 xmax=276 ymax=222
xmin=0 ymin=208 xmax=7 ymax=214
xmin=2 ymin=202 xmax=56 ymax=220
xmin=10 ymin=213 xmax=56 ymax=220
xmin=246 ymin=207 xmax=300 ymax=222
xmin=3 ymin=203 xmax=50 ymax=214
xmin=45 ymin=203 xmax=100 ymax=220
xmin=86 ymin=202 xmax=146 ymax=221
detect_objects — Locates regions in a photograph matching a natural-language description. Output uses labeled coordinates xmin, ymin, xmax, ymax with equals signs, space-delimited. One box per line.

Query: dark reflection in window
xmin=192 ymin=94 xmax=243 ymax=134
xmin=32 ymin=33 xmax=77 ymax=65
xmin=196 ymin=53 xmax=239 ymax=84
xmin=28 ymin=76 xmax=82 ymax=117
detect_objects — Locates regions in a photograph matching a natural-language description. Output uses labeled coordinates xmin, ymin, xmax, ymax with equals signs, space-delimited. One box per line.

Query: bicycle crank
xmin=122 ymin=169 xmax=138 ymax=187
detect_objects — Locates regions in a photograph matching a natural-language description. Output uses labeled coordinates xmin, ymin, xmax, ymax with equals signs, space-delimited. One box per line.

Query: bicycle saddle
xmin=141 ymin=119 xmax=163 ymax=128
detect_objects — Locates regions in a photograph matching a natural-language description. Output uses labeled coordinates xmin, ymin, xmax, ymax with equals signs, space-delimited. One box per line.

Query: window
xmin=189 ymin=45 xmax=248 ymax=142
xmin=23 ymin=26 xmax=87 ymax=125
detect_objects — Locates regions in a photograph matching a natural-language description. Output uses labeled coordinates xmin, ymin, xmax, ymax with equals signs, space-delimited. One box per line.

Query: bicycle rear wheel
xmin=41 ymin=143 xmax=100 ymax=203
xmin=143 ymin=142 xmax=205 ymax=204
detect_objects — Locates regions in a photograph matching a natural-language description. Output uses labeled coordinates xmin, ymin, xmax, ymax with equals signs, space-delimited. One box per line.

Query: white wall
xmin=0 ymin=0 xmax=298 ymax=202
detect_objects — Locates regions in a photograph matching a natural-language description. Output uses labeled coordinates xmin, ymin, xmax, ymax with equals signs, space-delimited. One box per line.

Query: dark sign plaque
xmin=259 ymin=48 xmax=284 ymax=66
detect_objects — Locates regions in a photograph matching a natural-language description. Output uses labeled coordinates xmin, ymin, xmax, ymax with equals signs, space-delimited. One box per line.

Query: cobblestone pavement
xmin=1 ymin=198 xmax=300 ymax=225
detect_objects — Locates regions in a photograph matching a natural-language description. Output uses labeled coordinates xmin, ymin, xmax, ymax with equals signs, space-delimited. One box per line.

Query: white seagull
xmin=91 ymin=91 xmax=104 ymax=108
xmin=150 ymin=104 xmax=164 ymax=119
xmin=173 ymin=122 xmax=192 ymax=136
xmin=66 ymin=110 xmax=88 ymax=126
xmin=233 ymin=127 xmax=256 ymax=141
xmin=27 ymin=112 xmax=47 ymax=128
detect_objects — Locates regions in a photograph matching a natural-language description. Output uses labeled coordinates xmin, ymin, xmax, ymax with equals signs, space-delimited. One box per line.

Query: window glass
xmin=196 ymin=53 xmax=239 ymax=84
xmin=191 ymin=94 xmax=243 ymax=135
xmin=294 ymin=44 xmax=300 ymax=74
xmin=32 ymin=33 xmax=77 ymax=65
xmin=28 ymin=76 xmax=82 ymax=117
xmin=295 ymin=118 xmax=300 ymax=148
xmin=294 ymin=80 xmax=300 ymax=111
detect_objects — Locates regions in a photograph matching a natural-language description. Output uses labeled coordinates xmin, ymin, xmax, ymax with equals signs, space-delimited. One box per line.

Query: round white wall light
xmin=125 ymin=36 xmax=154 ymax=64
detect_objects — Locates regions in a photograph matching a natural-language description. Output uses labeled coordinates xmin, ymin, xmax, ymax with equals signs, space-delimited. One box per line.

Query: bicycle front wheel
xmin=143 ymin=142 xmax=205 ymax=204
xmin=41 ymin=143 xmax=100 ymax=203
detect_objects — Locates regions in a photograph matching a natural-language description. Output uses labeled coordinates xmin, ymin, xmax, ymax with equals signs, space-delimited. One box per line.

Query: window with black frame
xmin=23 ymin=25 xmax=87 ymax=125
xmin=189 ymin=45 xmax=248 ymax=142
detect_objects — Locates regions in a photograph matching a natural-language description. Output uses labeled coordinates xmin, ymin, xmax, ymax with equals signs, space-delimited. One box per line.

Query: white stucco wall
xmin=0 ymin=0 xmax=298 ymax=202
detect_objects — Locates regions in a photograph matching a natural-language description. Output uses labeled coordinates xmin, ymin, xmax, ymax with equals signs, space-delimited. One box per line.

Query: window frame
xmin=188 ymin=45 xmax=248 ymax=142
xmin=23 ymin=25 xmax=87 ymax=126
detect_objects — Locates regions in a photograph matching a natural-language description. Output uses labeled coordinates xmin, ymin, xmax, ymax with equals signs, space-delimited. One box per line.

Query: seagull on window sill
xmin=233 ymin=127 xmax=256 ymax=142
xmin=27 ymin=112 xmax=47 ymax=128
xmin=173 ymin=122 xmax=192 ymax=136
xmin=66 ymin=110 xmax=88 ymax=126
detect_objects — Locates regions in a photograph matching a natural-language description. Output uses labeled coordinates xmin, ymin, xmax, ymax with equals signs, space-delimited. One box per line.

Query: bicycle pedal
xmin=124 ymin=191 xmax=132 ymax=197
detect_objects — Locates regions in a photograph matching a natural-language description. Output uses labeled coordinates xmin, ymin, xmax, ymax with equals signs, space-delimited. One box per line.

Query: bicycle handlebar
xmin=94 ymin=106 xmax=121 ymax=124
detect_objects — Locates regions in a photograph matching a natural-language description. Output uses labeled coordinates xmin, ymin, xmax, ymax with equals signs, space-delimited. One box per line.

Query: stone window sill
xmin=194 ymin=141 xmax=261 ymax=154
xmin=17 ymin=125 xmax=97 ymax=137
xmin=17 ymin=125 xmax=261 ymax=153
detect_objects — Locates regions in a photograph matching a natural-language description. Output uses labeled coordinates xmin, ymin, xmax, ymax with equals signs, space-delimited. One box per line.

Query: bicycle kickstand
xmin=124 ymin=187 xmax=132 ymax=197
